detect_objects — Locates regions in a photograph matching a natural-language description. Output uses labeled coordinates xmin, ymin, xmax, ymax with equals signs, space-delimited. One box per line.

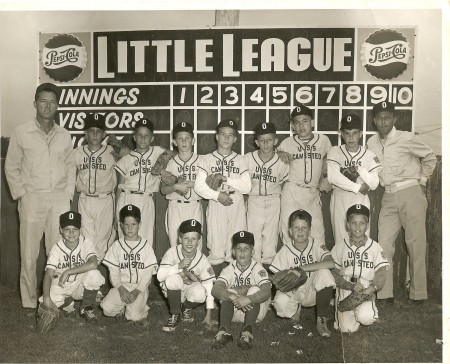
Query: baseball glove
xmin=36 ymin=302 xmax=60 ymax=334
xmin=160 ymin=170 xmax=178 ymax=186
xmin=205 ymin=173 xmax=224 ymax=191
xmin=270 ymin=268 xmax=308 ymax=293
xmin=181 ymin=269 xmax=200 ymax=285
xmin=151 ymin=150 xmax=176 ymax=176
xmin=338 ymin=291 xmax=375 ymax=312
xmin=340 ymin=166 xmax=360 ymax=183
xmin=107 ymin=134 xmax=130 ymax=161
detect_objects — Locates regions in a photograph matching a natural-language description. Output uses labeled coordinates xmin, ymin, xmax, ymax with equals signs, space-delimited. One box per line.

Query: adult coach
xmin=367 ymin=101 xmax=436 ymax=304
xmin=5 ymin=83 xmax=75 ymax=310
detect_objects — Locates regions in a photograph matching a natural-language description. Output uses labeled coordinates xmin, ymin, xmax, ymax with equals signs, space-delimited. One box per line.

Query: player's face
xmin=289 ymin=218 xmax=311 ymax=245
xmin=85 ymin=127 xmax=106 ymax=148
xmin=120 ymin=216 xmax=141 ymax=240
xmin=233 ymin=243 xmax=254 ymax=266
xmin=346 ymin=214 xmax=369 ymax=241
xmin=373 ymin=111 xmax=396 ymax=138
xmin=60 ymin=226 xmax=80 ymax=245
xmin=179 ymin=232 xmax=201 ymax=255
xmin=173 ymin=132 xmax=195 ymax=153
xmin=216 ymin=127 xmax=237 ymax=150
xmin=255 ymin=133 xmax=278 ymax=155
xmin=133 ymin=127 xmax=154 ymax=151
xmin=341 ymin=129 xmax=362 ymax=151
xmin=34 ymin=91 xmax=59 ymax=122
xmin=291 ymin=115 xmax=313 ymax=139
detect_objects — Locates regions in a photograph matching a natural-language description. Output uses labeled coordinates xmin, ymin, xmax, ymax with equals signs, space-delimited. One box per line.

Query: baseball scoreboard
xmin=38 ymin=27 xmax=416 ymax=154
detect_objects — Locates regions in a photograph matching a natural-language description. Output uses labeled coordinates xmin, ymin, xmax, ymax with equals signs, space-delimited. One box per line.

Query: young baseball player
xmin=211 ymin=231 xmax=271 ymax=350
xmin=74 ymin=113 xmax=117 ymax=262
xmin=161 ymin=122 xmax=204 ymax=248
xmin=194 ymin=119 xmax=251 ymax=276
xmin=244 ymin=121 xmax=289 ymax=268
xmin=270 ymin=209 xmax=335 ymax=337
xmin=278 ymin=105 xmax=332 ymax=245
xmin=327 ymin=114 xmax=381 ymax=247
xmin=100 ymin=204 xmax=158 ymax=327
xmin=331 ymin=204 xmax=389 ymax=333
xmin=157 ymin=219 xmax=216 ymax=332
xmin=40 ymin=211 xmax=105 ymax=321
xmin=115 ymin=118 xmax=167 ymax=247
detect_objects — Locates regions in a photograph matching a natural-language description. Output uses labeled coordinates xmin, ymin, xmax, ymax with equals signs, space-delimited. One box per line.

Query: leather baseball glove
xmin=107 ymin=134 xmax=130 ymax=161
xmin=180 ymin=269 xmax=200 ymax=285
xmin=270 ymin=268 xmax=308 ymax=293
xmin=36 ymin=302 xmax=60 ymax=334
xmin=150 ymin=150 xmax=176 ymax=176
xmin=205 ymin=173 xmax=224 ymax=191
xmin=160 ymin=170 xmax=178 ymax=186
xmin=340 ymin=166 xmax=360 ymax=183
xmin=338 ymin=291 xmax=375 ymax=312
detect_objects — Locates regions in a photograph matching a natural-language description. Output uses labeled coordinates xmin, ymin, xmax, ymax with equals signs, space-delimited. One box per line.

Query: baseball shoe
xmin=181 ymin=305 xmax=194 ymax=323
xmin=408 ymin=299 xmax=426 ymax=307
xmin=80 ymin=306 xmax=98 ymax=323
xmin=162 ymin=314 xmax=180 ymax=332
xmin=316 ymin=317 xmax=331 ymax=338
xmin=212 ymin=330 xmax=233 ymax=349
xmin=23 ymin=307 xmax=37 ymax=318
xmin=237 ymin=331 xmax=254 ymax=350
xmin=134 ymin=318 xmax=149 ymax=328
xmin=62 ymin=307 xmax=77 ymax=318
xmin=377 ymin=297 xmax=395 ymax=306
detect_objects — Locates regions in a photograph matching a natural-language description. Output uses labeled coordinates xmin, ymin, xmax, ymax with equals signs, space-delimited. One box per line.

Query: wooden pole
xmin=214 ymin=10 xmax=239 ymax=26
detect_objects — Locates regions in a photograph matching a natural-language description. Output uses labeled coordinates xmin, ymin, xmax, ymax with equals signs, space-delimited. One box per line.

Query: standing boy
xmin=270 ymin=209 xmax=335 ymax=337
xmin=331 ymin=204 xmax=389 ymax=333
xmin=161 ymin=122 xmax=204 ymax=247
xmin=244 ymin=121 xmax=289 ymax=267
xmin=278 ymin=105 xmax=332 ymax=245
xmin=157 ymin=219 xmax=216 ymax=332
xmin=327 ymin=114 xmax=381 ymax=247
xmin=211 ymin=231 xmax=271 ymax=350
xmin=101 ymin=205 xmax=158 ymax=327
xmin=194 ymin=119 xmax=251 ymax=276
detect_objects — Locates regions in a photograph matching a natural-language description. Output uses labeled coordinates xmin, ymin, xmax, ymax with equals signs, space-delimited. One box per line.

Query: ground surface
xmin=0 ymin=282 xmax=442 ymax=363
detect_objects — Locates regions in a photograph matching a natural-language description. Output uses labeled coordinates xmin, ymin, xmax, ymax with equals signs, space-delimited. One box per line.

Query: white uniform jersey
xmin=217 ymin=259 xmax=270 ymax=289
xmin=278 ymin=134 xmax=331 ymax=188
xmin=115 ymin=146 xmax=165 ymax=193
xmin=165 ymin=153 xmax=202 ymax=201
xmin=46 ymin=236 xmax=98 ymax=283
xmin=245 ymin=151 xmax=289 ymax=196
xmin=74 ymin=144 xmax=117 ymax=194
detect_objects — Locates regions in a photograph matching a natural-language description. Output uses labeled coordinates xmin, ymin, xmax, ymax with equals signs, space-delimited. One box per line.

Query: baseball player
xmin=161 ymin=122 xmax=204 ymax=248
xmin=278 ymin=105 xmax=332 ymax=245
xmin=157 ymin=219 xmax=216 ymax=332
xmin=194 ymin=119 xmax=251 ymax=276
xmin=74 ymin=113 xmax=117 ymax=262
xmin=115 ymin=118 xmax=167 ymax=247
xmin=100 ymin=205 xmax=158 ymax=327
xmin=211 ymin=231 xmax=271 ymax=350
xmin=331 ymin=204 xmax=389 ymax=333
xmin=270 ymin=209 xmax=335 ymax=337
xmin=244 ymin=122 xmax=289 ymax=267
xmin=327 ymin=114 xmax=381 ymax=248
xmin=40 ymin=211 xmax=105 ymax=322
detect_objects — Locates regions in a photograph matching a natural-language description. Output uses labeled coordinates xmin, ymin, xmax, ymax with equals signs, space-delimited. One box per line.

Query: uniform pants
xmin=19 ymin=191 xmax=70 ymax=308
xmin=165 ymin=200 xmax=203 ymax=248
xmin=101 ymin=284 xmax=150 ymax=322
xmin=376 ymin=185 xmax=428 ymax=300
xmin=280 ymin=182 xmax=325 ymax=244
xmin=162 ymin=274 xmax=208 ymax=306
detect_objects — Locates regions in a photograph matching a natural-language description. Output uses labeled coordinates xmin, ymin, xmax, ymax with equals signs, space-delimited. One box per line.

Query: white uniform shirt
xmin=46 ymin=235 xmax=97 ymax=283
xmin=245 ymin=151 xmax=289 ymax=196
xmin=165 ymin=154 xmax=202 ymax=201
xmin=217 ymin=259 xmax=270 ymax=289
xmin=278 ymin=134 xmax=331 ymax=188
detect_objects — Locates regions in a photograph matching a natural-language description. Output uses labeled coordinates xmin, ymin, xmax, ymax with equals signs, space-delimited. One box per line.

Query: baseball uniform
xmin=331 ymin=237 xmax=389 ymax=332
xmin=101 ymin=237 xmax=158 ymax=321
xmin=270 ymin=237 xmax=335 ymax=318
xmin=327 ymin=145 xmax=381 ymax=248
xmin=278 ymin=134 xmax=332 ymax=244
xmin=245 ymin=151 xmax=289 ymax=264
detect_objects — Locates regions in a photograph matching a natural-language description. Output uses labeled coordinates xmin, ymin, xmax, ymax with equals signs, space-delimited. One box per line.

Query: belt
xmin=287 ymin=181 xmax=314 ymax=189
xmin=122 ymin=190 xmax=153 ymax=196
xmin=384 ymin=180 xmax=418 ymax=193
xmin=176 ymin=200 xmax=200 ymax=204
xmin=221 ymin=190 xmax=235 ymax=195
xmin=81 ymin=192 xmax=113 ymax=198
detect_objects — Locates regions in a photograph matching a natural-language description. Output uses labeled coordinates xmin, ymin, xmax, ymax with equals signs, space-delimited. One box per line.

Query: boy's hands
xmin=178 ymin=258 xmax=192 ymax=270
xmin=58 ymin=271 xmax=70 ymax=287
xmin=276 ymin=151 xmax=293 ymax=164
xmin=232 ymin=295 xmax=253 ymax=312
xmin=218 ymin=192 xmax=233 ymax=206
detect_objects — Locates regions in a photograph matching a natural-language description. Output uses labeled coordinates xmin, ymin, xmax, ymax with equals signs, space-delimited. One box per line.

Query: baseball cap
xmin=254 ymin=122 xmax=276 ymax=137
xmin=372 ymin=101 xmax=395 ymax=117
xmin=173 ymin=121 xmax=194 ymax=137
xmin=134 ymin=118 xmax=154 ymax=133
xmin=119 ymin=204 xmax=141 ymax=222
xmin=346 ymin=204 xmax=370 ymax=220
xmin=179 ymin=219 xmax=202 ymax=235
xmin=84 ymin=113 xmax=106 ymax=131
xmin=35 ymin=82 xmax=61 ymax=101
xmin=290 ymin=105 xmax=313 ymax=120
xmin=340 ymin=113 xmax=362 ymax=131
xmin=289 ymin=209 xmax=312 ymax=227
xmin=232 ymin=231 xmax=255 ymax=247
xmin=60 ymin=211 xmax=81 ymax=229
xmin=216 ymin=119 xmax=239 ymax=133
